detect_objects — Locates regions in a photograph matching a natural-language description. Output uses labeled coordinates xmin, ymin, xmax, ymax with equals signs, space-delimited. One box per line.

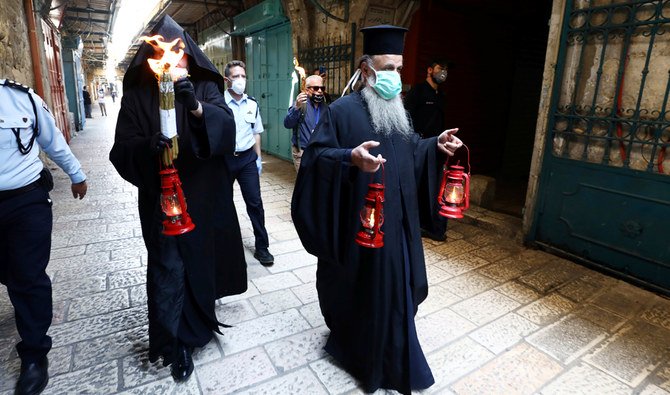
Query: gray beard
xmin=360 ymin=85 xmax=412 ymax=138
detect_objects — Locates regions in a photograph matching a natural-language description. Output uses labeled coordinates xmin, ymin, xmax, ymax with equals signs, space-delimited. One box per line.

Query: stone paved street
xmin=1 ymin=101 xmax=670 ymax=394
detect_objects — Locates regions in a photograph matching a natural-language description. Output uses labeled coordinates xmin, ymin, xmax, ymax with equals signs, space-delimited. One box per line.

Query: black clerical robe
xmin=291 ymin=92 xmax=440 ymax=394
xmin=110 ymin=80 xmax=246 ymax=365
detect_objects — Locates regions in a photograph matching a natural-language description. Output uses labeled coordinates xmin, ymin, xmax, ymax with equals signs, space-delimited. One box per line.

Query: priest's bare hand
xmin=437 ymin=128 xmax=463 ymax=156
xmin=71 ymin=180 xmax=87 ymax=200
xmin=351 ymin=141 xmax=387 ymax=173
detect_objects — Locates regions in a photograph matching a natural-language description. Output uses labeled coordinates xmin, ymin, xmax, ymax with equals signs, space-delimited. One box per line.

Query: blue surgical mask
xmin=369 ymin=67 xmax=402 ymax=100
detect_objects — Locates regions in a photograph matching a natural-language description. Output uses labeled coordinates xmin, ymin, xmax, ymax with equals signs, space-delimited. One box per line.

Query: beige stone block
xmin=540 ymin=363 xmax=632 ymax=394
xmin=585 ymin=321 xmax=670 ymax=386
xmin=451 ymin=343 xmax=562 ymax=395
xmin=517 ymin=294 xmax=576 ymax=325
xmin=469 ymin=174 xmax=496 ymax=208
xmin=451 ymin=290 xmax=520 ymax=326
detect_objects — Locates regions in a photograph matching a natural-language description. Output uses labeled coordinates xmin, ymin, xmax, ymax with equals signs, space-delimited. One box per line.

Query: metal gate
xmin=296 ymin=23 xmax=356 ymax=99
xmin=530 ymin=0 xmax=670 ymax=292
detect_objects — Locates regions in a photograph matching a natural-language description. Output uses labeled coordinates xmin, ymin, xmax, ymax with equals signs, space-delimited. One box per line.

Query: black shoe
xmin=170 ymin=344 xmax=194 ymax=383
xmin=420 ymin=229 xmax=447 ymax=242
xmin=254 ymin=249 xmax=274 ymax=267
xmin=15 ymin=357 xmax=48 ymax=395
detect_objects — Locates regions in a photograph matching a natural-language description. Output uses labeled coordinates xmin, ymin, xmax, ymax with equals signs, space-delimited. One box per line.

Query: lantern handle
xmin=369 ymin=161 xmax=385 ymax=185
xmin=443 ymin=144 xmax=470 ymax=175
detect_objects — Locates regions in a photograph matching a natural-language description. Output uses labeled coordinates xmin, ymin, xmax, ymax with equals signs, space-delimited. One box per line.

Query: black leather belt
xmin=0 ymin=179 xmax=41 ymax=201
xmin=233 ymin=147 xmax=253 ymax=157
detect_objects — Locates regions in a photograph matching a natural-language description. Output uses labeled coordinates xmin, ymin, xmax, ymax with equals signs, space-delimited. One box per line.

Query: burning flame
xmin=293 ymin=57 xmax=306 ymax=81
xmin=141 ymin=35 xmax=188 ymax=80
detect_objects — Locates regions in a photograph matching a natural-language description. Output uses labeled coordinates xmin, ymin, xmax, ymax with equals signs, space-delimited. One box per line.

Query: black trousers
xmin=224 ymin=149 xmax=269 ymax=251
xmin=0 ymin=187 xmax=53 ymax=363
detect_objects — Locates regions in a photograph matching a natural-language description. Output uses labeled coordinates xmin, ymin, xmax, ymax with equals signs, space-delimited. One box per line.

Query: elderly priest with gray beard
xmin=291 ymin=25 xmax=463 ymax=394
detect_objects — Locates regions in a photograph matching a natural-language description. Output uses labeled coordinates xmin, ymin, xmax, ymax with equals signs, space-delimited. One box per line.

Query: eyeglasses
xmin=307 ymin=86 xmax=325 ymax=92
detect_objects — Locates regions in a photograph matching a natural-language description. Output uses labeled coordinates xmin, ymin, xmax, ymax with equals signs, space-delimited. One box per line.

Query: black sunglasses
xmin=307 ymin=86 xmax=325 ymax=91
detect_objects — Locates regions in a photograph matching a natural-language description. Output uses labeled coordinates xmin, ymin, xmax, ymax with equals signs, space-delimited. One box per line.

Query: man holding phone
xmin=284 ymin=74 xmax=329 ymax=172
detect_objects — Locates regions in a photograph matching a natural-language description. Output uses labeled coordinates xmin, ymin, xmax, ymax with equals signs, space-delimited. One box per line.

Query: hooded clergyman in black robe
xmin=109 ymin=16 xmax=246 ymax=371
xmin=291 ymin=26 xmax=463 ymax=394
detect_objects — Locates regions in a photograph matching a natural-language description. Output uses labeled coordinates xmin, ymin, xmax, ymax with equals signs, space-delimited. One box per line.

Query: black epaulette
xmin=2 ymin=80 xmax=32 ymax=93
xmin=247 ymin=96 xmax=257 ymax=103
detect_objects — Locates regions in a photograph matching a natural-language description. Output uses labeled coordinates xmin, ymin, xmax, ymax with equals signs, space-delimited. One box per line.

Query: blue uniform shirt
xmin=224 ymin=90 xmax=263 ymax=152
xmin=0 ymin=80 xmax=86 ymax=191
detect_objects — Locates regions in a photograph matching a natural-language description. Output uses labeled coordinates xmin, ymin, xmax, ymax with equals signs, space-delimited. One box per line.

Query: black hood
xmin=123 ymin=15 xmax=225 ymax=93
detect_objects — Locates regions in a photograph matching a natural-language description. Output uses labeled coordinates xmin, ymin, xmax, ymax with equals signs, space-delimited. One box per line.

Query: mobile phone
xmin=319 ymin=66 xmax=327 ymax=75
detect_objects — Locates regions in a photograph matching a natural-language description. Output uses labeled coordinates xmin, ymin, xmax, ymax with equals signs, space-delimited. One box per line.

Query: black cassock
xmin=109 ymin=16 xmax=246 ymax=366
xmin=292 ymin=92 xmax=441 ymax=394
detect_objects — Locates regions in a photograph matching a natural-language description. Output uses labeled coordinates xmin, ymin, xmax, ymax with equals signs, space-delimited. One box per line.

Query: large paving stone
xmin=517 ymin=293 xmax=576 ymax=325
xmin=217 ymin=309 xmax=311 ymax=355
xmin=236 ymin=367 xmax=327 ymax=394
xmin=264 ymin=326 xmax=329 ymax=372
xmin=528 ymin=314 xmax=608 ymax=364
xmin=417 ymin=285 xmax=462 ymax=317
xmin=108 ymin=267 xmax=147 ymax=289
xmin=425 ymin=337 xmax=494 ymax=394
xmin=67 ymin=288 xmax=130 ymax=320
xmin=416 ymin=308 xmax=476 ymax=353
xmin=251 ymin=272 xmax=302 ymax=294
xmin=197 ymin=347 xmax=276 ymax=394
xmin=49 ymin=306 xmax=147 ymax=347
xmin=117 ymin=375 xmax=200 ymax=395
xmin=451 ymin=290 xmax=520 ymax=326
xmin=266 ymin=249 xmax=316 ymax=274
xmin=584 ymin=321 xmax=670 ymax=386
xmin=292 ymin=265 xmax=317 ymax=284
xmin=53 ymin=258 xmax=141 ymax=283
xmin=249 ymin=289 xmax=302 ymax=316
xmin=73 ymin=325 xmax=147 ymax=370
xmin=52 ymin=275 xmax=107 ymax=301
xmin=291 ymin=282 xmax=319 ymax=304
xmin=119 ymin=352 xmax=170 ymax=389
xmin=441 ymin=271 xmax=499 ymax=299
xmin=42 ymin=360 xmax=119 ymax=394
xmin=310 ymin=356 xmax=359 ymax=394
xmin=539 ymin=362 xmax=631 ymax=394
xmin=495 ymin=281 xmax=543 ymax=304
xmin=470 ymin=313 xmax=539 ymax=354
xmin=299 ymin=302 xmax=326 ymax=328
xmin=216 ymin=299 xmax=259 ymax=325
xmin=436 ymin=255 xmax=491 ymax=276
xmin=451 ymin=342 xmax=562 ymax=395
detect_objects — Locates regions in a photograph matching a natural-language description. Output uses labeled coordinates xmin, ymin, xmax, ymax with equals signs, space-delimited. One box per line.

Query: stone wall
xmin=0 ymin=0 xmax=33 ymax=84
xmin=282 ymin=0 xmax=419 ymax=59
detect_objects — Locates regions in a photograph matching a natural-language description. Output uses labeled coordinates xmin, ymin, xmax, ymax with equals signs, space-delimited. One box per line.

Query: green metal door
xmin=530 ymin=0 xmax=670 ymax=292
xmin=245 ymin=22 xmax=293 ymax=160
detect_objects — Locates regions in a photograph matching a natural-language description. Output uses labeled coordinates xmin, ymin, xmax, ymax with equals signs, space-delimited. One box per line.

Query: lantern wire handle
xmin=369 ymin=161 xmax=385 ymax=184
xmin=444 ymin=144 xmax=470 ymax=175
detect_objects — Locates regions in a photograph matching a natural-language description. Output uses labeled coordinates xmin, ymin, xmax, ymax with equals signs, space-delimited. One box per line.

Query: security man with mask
xmin=284 ymin=74 xmax=329 ymax=172
xmin=404 ymin=59 xmax=450 ymax=241
xmin=222 ymin=61 xmax=275 ymax=266
xmin=0 ymin=79 xmax=87 ymax=395
xmin=404 ymin=59 xmax=449 ymax=139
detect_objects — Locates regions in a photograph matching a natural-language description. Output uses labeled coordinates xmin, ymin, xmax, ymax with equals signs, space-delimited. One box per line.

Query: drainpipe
xmin=24 ymin=0 xmax=45 ymax=97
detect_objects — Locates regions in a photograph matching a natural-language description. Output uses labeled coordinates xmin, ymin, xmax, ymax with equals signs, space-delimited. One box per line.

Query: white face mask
xmin=231 ymin=78 xmax=246 ymax=95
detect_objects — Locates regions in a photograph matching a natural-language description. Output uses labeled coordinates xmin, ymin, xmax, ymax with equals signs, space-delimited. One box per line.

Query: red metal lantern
xmin=355 ymin=165 xmax=385 ymax=248
xmin=438 ymin=145 xmax=470 ymax=219
xmin=159 ymin=167 xmax=195 ymax=236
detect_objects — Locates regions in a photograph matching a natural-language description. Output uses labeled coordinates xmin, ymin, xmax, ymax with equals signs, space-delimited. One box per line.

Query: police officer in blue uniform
xmin=0 ymin=79 xmax=87 ymax=395
xmin=223 ymin=61 xmax=274 ymax=266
